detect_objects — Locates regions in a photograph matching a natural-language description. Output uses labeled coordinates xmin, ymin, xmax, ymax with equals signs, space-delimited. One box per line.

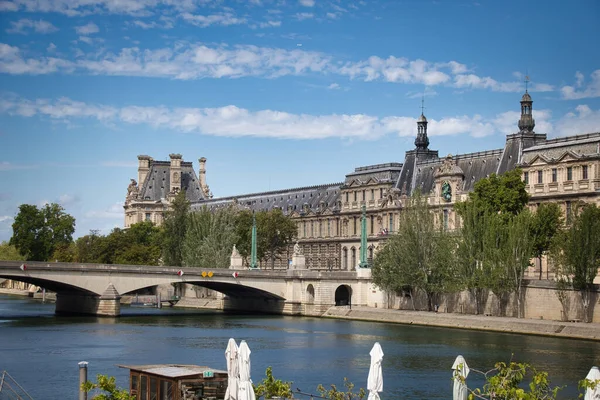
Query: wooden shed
xmin=118 ymin=364 xmax=228 ymax=400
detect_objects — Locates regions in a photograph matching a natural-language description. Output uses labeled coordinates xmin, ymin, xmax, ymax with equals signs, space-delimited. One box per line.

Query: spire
xmin=415 ymin=96 xmax=429 ymax=150
xmin=518 ymin=77 xmax=535 ymax=133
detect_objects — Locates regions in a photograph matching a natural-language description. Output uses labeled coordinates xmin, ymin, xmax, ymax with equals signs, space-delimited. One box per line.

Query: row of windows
xmin=524 ymin=165 xmax=588 ymax=185
xmin=344 ymin=188 xmax=385 ymax=203
xmin=300 ymin=214 xmax=397 ymax=238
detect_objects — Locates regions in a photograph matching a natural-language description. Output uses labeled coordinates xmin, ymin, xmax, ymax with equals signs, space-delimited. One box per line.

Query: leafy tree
xmin=551 ymin=203 xmax=600 ymax=323
xmin=467 ymin=360 xmax=563 ymax=400
xmin=75 ymin=230 xmax=108 ymax=263
xmin=455 ymin=201 xmax=493 ymax=314
xmin=469 ymin=168 xmax=529 ymax=217
xmin=316 ymin=378 xmax=366 ymax=400
xmin=530 ymin=203 xmax=563 ymax=279
xmin=253 ymin=366 xmax=293 ymax=399
xmin=10 ymin=203 xmax=75 ymax=261
xmin=162 ymin=190 xmax=190 ymax=266
xmin=82 ymin=374 xmax=135 ymax=400
xmin=51 ymin=242 xmax=77 ymax=262
xmin=0 ymin=241 xmax=25 ymax=261
xmin=113 ymin=222 xmax=164 ymax=265
xmin=235 ymin=209 xmax=297 ymax=269
xmin=372 ymin=191 xmax=459 ymax=311
xmin=183 ymin=205 xmax=239 ymax=269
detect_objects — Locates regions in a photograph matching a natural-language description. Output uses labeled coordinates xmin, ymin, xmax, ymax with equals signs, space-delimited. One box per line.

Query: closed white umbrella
xmin=225 ymin=338 xmax=239 ymax=400
xmin=451 ymin=355 xmax=470 ymax=400
xmin=367 ymin=342 xmax=384 ymax=400
xmin=237 ymin=340 xmax=256 ymax=400
xmin=584 ymin=366 xmax=600 ymax=400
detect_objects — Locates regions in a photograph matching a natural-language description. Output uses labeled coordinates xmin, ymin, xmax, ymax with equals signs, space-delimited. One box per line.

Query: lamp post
xmin=359 ymin=204 xmax=369 ymax=268
xmin=250 ymin=211 xmax=258 ymax=269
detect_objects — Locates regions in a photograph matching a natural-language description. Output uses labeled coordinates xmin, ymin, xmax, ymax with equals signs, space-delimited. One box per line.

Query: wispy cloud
xmin=0 ymin=161 xmax=38 ymax=171
xmin=6 ymin=18 xmax=58 ymax=34
xmin=0 ymin=41 xmax=555 ymax=93
xmin=101 ymin=161 xmax=138 ymax=168
xmin=180 ymin=12 xmax=247 ymax=27
xmin=0 ymin=0 xmax=196 ymax=16
xmin=74 ymin=22 xmax=99 ymax=35
xmin=0 ymin=94 xmax=571 ymax=141
xmin=295 ymin=12 xmax=314 ymax=20
xmin=85 ymin=202 xmax=124 ymax=219
xmin=561 ymin=70 xmax=600 ymax=100
xmin=299 ymin=0 xmax=315 ymax=6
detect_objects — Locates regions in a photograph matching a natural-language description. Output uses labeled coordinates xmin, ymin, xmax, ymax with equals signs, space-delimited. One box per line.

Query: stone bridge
xmin=0 ymin=261 xmax=383 ymax=316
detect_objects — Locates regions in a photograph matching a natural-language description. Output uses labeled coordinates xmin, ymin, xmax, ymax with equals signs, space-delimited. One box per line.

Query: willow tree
xmin=552 ymin=203 xmax=600 ymax=323
xmin=372 ymin=191 xmax=458 ymax=311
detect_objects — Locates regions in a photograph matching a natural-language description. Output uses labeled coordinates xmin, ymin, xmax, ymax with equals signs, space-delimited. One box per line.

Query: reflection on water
xmin=0 ymin=294 xmax=598 ymax=399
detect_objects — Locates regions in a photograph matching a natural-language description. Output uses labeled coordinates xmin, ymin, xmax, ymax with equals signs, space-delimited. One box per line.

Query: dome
xmin=418 ymin=113 xmax=427 ymax=122
xmin=521 ymin=91 xmax=532 ymax=102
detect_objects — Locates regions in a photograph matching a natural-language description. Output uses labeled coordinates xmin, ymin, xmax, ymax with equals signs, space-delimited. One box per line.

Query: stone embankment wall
xmin=389 ymin=281 xmax=600 ymax=323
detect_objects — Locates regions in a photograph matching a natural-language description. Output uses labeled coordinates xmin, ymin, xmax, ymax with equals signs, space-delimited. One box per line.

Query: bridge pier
xmin=55 ymin=284 xmax=121 ymax=317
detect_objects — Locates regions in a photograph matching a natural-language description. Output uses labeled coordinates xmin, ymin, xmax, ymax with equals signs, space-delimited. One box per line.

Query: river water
xmin=0 ymin=294 xmax=598 ymax=399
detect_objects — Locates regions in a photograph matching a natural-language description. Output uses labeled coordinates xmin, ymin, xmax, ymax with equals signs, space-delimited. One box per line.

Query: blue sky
xmin=0 ymin=0 xmax=599 ymax=241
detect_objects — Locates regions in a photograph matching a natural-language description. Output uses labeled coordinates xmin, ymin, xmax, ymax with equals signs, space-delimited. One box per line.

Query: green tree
xmin=0 ymin=241 xmax=25 ymax=261
xmin=113 ymin=221 xmax=164 ymax=265
xmin=183 ymin=205 xmax=239 ymax=269
xmin=551 ymin=203 xmax=600 ymax=323
xmin=75 ymin=230 xmax=107 ymax=263
xmin=253 ymin=366 xmax=293 ymax=399
xmin=372 ymin=191 xmax=459 ymax=311
xmin=467 ymin=361 xmax=563 ymax=400
xmin=469 ymin=168 xmax=529 ymax=217
xmin=455 ymin=201 xmax=493 ymax=314
xmin=316 ymin=378 xmax=366 ymax=400
xmin=10 ymin=203 xmax=75 ymax=261
xmin=162 ymin=191 xmax=190 ymax=267
xmin=235 ymin=209 xmax=297 ymax=269
xmin=530 ymin=203 xmax=563 ymax=279
xmin=82 ymin=374 xmax=135 ymax=400
xmin=51 ymin=242 xmax=78 ymax=262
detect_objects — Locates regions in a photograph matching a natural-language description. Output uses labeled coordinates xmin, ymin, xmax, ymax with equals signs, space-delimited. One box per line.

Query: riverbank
xmin=2 ymin=287 xmax=598 ymax=341
xmin=323 ymin=305 xmax=600 ymax=341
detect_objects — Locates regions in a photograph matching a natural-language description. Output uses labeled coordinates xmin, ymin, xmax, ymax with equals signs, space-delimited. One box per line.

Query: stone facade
xmin=124 ymin=92 xmax=600 ymax=277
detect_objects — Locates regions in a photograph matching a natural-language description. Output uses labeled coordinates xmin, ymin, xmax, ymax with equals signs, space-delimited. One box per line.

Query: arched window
xmin=306 ymin=284 xmax=315 ymax=304
xmin=342 ymin=247 xmax=348 ymax=270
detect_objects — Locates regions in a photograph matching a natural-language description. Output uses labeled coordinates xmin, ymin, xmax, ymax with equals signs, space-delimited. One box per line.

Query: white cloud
xmin=295 ymin=12 xmax=314 ymax=20
xmin=58 ymin=194 xmax=80 ymax=207
xmin=1 ymin=95 xmax=567 ymax=141
xmin=0 ymin=0 xmax=196 ymax=16
xmin=85 ymin=202 xmax=124 ymax=219
xmin=561 ymin=70 xmax=600 ymax=100
xmin=0 ymin=41 xmax=556 ymax=93
xmin=257 ymin=20 xmax=281 ymax=28
xmin=101 ymin=161 xmax=138 ymax=167
xmin=75 ymin=22 xmax=99 ymax=35
xmin=327 ymin=83 xmax=340 ymax=90
xmin=0 ymin=161 xmax=38 ymax=171
xmin=47 ymin=42 xmax=57 ymax=52
xmin=6 ymin=18 xmax=58 ymax=34
xmin=299 ymin=0 xmax=315 ymax=6
xmin=554 ymin=104 xmax=600 ymax=136
xmin=0 ymin=216 xmax=13 ymax=223
xmin=180 ymin=12 xmax=246 ymax=27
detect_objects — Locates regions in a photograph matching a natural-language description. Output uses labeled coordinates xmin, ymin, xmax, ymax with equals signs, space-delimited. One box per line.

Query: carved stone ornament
xmin=435 ymin=154 xmax=464 ymax=178
xmin=173 ymin=172 xmax=180 ymax=184
xmin=380 ymin=187 xmax=401 ymax=208
xmin=127 ymin=179 xmax=139 ymax=198
xmin=231 ymin=244 xmax=240 ymax=257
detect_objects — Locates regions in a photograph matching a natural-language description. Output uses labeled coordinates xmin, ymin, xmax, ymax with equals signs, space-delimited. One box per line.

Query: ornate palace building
xmin=124 ymin=92 xmax=600 ymax=273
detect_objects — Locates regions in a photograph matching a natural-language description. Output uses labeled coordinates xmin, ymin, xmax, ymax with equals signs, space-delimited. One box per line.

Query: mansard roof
xmin=192 ymin=182 xmax=343 ymax=215
xmin=344 ymin=162 xmax=403 ymax=186
xmin=520 ymin=132 xmax=600 ymax=164
xmin=138 ymin=160 xmax=205 ymax=203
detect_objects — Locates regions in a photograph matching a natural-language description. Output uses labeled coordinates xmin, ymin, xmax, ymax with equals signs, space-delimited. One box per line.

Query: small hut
xmin=118 ymin=364 xmax=228 ymax=400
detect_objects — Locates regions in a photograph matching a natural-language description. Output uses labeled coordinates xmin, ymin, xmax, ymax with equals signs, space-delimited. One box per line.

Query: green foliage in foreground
xmin=317 ymin=378 xmax=366 ymax=400
xmin=82 ymin=374 xmax=135 ymax=400
xmin=253 ymin=366 xmax=293 ymax=399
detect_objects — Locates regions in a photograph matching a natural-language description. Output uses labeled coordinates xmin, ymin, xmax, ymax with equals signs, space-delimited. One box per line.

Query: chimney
xmin=169 ymin=153 xmax=182 ymax=193
xmin=137 ymin=155 xmax=152 ymax=184
xmin=198 ymin=157 xmax=211 ymax=198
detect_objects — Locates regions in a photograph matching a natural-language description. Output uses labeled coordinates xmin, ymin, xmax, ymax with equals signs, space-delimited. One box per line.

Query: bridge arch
xmin=306 ymin=284 xmax=315 ymax=304
xmin=334 ymin=285 xmax=352 ymax=306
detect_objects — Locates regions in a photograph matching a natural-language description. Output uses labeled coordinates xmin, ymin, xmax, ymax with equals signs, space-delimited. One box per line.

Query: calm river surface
xmin=0 ymin=294 xmax=599 ymax=399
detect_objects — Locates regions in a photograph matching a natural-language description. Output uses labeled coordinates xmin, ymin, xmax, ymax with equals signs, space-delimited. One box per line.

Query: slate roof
xmin=138 ymin=161 xmax=204 ymax=203
xmin=344 ymin=162 xmax=403 ymax=185
xmin=192 ymin=182 xmax=343 ymax=214
xmin=520 ymin=132 xmax=600 ymax=164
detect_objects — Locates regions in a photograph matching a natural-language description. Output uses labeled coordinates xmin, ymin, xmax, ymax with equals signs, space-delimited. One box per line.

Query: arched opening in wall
xmin=342 ymin=247 xmax=348 ymax=270
xmin=351 ymin=247 xmax=356 ymax=271
xmin=334 ymin=285 xmax=351 ymax=306
xmin=306 ymin=284 xmax=315 ymax=304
